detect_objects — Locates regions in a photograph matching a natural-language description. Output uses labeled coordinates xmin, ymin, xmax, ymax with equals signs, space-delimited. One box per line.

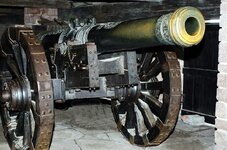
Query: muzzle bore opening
xmin=185 ymin=17 xmax=200 ymax=36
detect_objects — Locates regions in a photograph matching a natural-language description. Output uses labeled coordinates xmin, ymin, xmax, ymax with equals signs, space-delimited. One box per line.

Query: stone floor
xmin=0 ymin=102 xmax=215 ymax=150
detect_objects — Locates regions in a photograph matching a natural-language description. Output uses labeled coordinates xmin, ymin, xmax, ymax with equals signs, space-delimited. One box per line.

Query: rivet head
xmin=35 ymin=59 xmax=39 ymax=63
xmin=28 ymin=42 xmax=33 ymax=45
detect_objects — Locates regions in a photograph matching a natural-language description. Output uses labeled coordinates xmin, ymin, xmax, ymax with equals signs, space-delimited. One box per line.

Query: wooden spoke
xmin=140 ymin=94 xmax=162 ymax=117
xmin=134 ymin=104 xmax=148 ymax=136
xmin=142 ymin=60 xmax=162 ymax=81
xmin=141 ymin=81 xmax=163 ymax=91
xmin=125 ymin=104 xmax=136 ymax=129
xmin=6 ymin=58 xmax=21 ymax=78
xmin=136 ymin=99 xmax=155 ymax=130
xmin=23 ymin=112 xmax=32 ymax=149
xmin=138 ymin=53 xmax=154 ymax=74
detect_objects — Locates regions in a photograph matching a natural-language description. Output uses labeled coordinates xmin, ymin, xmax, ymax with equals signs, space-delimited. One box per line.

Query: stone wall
xmin=24 ymin=8 xmax=58 ymax=26
xmin=215 ymin=0 xmax=227 ymax=149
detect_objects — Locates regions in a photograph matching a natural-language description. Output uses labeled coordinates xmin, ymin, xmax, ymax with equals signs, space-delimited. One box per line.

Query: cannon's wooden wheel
xmin=111 ymin=51 xmax=181 ymax=146
xmin=0 ymin=27 xmax=54 ymax=150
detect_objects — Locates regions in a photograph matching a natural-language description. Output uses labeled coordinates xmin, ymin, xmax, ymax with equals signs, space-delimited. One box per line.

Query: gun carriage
xmin=0 ymin=7 xmax=205 ymax=149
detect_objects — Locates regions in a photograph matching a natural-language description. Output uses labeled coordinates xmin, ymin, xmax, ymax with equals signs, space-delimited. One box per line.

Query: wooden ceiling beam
xmin=0 ymin=0 xmax=71 ymax=8
xmin=59 ymin=1 xmax=220 ymax=22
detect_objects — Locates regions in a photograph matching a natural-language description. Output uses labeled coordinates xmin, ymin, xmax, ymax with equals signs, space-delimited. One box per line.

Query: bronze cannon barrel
xmin=88 ymin=7 xmax=205 ymax=53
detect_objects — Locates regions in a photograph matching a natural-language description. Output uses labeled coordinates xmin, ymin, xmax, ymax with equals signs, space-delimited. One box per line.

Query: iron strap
xmin=19 ymin=29 xmax=54 ymax=150
xmin=151 ymin=51 xmax=181 ymax=145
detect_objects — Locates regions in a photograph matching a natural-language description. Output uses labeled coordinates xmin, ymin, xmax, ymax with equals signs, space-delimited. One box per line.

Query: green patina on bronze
xmin=89 ymin=7 xmax=205 ymax=53
xmin=89 ymin=17 xmax=160 ymax=52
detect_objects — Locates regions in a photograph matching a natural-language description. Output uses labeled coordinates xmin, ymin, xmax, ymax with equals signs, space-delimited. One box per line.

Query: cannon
xmin=0 ymin=6 xmax=205 ymax=149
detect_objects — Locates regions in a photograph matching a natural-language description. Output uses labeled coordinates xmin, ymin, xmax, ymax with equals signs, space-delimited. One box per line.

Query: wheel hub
xmin=1 ymin=76 xmax=31 ymax=111
xmin=115 ymin=84 xmax=141 ymax=102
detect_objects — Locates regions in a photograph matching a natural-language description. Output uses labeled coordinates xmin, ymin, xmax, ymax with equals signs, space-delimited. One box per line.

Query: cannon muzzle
xmin=88 ymin=7 xmax=205 ymax=53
